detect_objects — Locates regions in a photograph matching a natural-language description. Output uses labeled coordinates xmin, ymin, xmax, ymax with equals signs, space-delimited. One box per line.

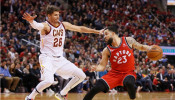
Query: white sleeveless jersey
xmin=40 ymin=21 xmax=65 ymax=56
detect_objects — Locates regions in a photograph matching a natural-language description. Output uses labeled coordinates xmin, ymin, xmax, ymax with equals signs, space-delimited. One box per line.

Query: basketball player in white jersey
xmin=23 ymin=5 xmax=102 ymax=100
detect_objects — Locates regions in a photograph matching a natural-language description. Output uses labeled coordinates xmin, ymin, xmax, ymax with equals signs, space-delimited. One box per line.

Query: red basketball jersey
xmin=107 ymin=37 xmax=135 ymax=72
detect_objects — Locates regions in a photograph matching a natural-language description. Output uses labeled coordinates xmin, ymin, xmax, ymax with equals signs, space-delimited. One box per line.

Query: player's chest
xmin=110 ymin=49 xmax=132 ymax=64
xmin=52 ymin=28 xmax=64 ymax=37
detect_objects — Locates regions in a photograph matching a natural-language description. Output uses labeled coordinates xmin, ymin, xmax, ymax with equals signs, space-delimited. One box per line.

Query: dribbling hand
xmin=22 ymin=12 xmax=37 ymax=23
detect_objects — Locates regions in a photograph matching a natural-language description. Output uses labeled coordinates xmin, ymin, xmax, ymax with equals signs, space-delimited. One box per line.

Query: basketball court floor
xmin=0 ymin=92 xmax=174 ymax=100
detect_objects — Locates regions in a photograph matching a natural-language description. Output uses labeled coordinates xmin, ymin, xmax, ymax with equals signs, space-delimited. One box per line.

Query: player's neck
xmin=111 ymin=36 xmax=121 ymax=47
xmin=48 ymin=19 xmax=60 ymax=26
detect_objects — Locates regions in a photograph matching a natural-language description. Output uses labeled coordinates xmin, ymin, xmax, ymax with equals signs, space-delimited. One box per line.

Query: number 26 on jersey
xmin=53 ymin=38 xmax=62 ymax=47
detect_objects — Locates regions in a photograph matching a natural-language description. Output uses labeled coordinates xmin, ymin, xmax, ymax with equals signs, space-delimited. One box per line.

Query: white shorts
xmin=39 ymin=54 xmax=82 ymax=82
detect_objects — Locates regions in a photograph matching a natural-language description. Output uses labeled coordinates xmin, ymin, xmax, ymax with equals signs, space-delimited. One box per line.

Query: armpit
xmin=126 ymin=37 xmax=134 ymax=48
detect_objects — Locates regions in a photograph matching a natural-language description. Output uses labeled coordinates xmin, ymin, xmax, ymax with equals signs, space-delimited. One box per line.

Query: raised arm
xmin=92 ymin=47 xmax=110 ymax=72
xmin=62 ymin=22 xmax=101 ymax=34
xmin=22 ymin=13 xmax=49 ymax=35
xmin=126 ymin=37 xmax=151 ymax=51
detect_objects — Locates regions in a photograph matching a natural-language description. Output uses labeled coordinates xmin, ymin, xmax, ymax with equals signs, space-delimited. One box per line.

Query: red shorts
xmin=101 ymin=70 xmax=136 ymax=89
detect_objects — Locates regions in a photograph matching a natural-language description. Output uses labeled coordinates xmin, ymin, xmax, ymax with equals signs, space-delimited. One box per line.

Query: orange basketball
xmin=147 ymin=45 xmax=163 ymax=61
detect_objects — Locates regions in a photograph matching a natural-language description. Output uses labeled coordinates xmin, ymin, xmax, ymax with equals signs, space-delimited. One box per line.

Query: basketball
xmin=147 ymin=45 xmax=163 ymax=61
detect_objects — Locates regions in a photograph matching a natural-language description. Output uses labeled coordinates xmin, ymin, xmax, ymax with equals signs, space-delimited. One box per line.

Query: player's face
xmin=49 ymin=11 xmax=60 ymax=22
xmin=103 ymin=29 xmax=114 ymax=45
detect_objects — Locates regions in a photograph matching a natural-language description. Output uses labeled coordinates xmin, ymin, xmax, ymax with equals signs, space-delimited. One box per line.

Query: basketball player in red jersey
xmin=83 ymin=26 xmax=152 ymax=100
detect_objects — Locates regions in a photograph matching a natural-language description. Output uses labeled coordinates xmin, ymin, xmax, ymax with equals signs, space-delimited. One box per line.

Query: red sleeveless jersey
xmin=107 ymin=37 xmax=135 ymax=73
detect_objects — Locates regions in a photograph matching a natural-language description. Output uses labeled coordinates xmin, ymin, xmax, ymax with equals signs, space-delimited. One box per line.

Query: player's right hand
xmin=22 ymin=12 xmax=37 ymax=23
xmin=99 ymin=28 xmax=106 ymax=35
xmin=91 ymin=65 xmax=97 ymax=71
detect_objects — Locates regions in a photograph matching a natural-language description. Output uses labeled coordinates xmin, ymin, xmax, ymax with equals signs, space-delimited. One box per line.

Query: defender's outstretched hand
xmin=22 ymin=13 xmax=37 ymax=23
xmin=99 ymin=28 xmax=106 ymax=35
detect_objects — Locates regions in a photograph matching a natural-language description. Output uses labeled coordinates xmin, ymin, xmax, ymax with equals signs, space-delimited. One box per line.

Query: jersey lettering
xmin=53 ymin=29 xmax=63 ymax=37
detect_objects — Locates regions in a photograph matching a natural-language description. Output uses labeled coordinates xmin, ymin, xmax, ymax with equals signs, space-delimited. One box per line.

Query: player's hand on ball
xmin=147 ymin=45 xmax=153 ymax=51
xmin=147 ymin=45 xmax=163 ymax=61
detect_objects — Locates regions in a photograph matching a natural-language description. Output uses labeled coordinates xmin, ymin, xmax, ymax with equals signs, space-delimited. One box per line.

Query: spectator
xmin=136 ymin=67 xmax=147 ymax=91
xmin=148 ymin=70 xmax=157 ymax=91
xmin=9 ymin=63 xmax=16 ymax=76
xmin=15 ymin=62 xmax=24 ymax=78
xmin=8 ymin=48 xmax=16 ymax=63
xmin=30 ymin=64 xmax=40 ymax=89
xmin=0 ymin=59 xmax=20 ymax=92
xmin=0 ymin=74 xmax=9 ymax=93
xmin=23 ymin=64 xmax=30 ymax=75
xmin=142 ymin=65 xmax=150 ymax=75
xmin=156 ymin=68 xmax=165 ymax=91
xmin=164 ymin=69 xmax=174 ymax=91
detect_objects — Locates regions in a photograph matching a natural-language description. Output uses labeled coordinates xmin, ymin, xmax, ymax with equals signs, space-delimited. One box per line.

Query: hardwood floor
xmin=0 ymin=92 xmax=174 ymax=100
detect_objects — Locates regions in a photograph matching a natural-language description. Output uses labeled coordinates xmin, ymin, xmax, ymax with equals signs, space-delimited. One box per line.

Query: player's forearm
xmin=96 ymin=64 xmax=106 ymax=72
xmin=139 ymin=45 xmax=151 ymax=51
xmin=80 ymin=26 xmax=100 ymax=34
xmin=29 ymin=20 xmax=44 ymax=30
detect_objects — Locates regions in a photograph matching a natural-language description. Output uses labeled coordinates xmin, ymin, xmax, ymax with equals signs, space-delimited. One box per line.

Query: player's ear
xmin=48 ymin=14 xmax=51 ymax=18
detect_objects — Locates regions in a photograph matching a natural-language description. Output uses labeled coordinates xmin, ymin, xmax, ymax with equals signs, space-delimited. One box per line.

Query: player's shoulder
xmin=42 ymin=22 xmax=49 ymax=26
xmin=102 ymin=47 xmax=110 ymax=55
xmin=125 ymin=37 xmax=134 ymax=41
xmin=125 ymin=37 xmax=135 ymax=48
xmin=103 ymin=47 xmax=108 ymax=51
xmin=125 ymin=37 xmax=136 ymax=44
xmin=61 ymin=21 xmax=71 ymax=27
xmin=39 ymin=22 xmax=51 ymax=34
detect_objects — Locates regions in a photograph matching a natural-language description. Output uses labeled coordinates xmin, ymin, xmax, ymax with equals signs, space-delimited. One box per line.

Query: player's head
xmin=103 ymin=25 xmax=118 ymax=45
xmin=46 ymin=5 xmax=60 ymax=22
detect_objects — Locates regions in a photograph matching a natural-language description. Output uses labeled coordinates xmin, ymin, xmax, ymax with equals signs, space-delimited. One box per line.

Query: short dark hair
xmin=46 ymin=5 xmax=60 ymax=15
xmin=106 ymin=25 xmax=118 ymax=34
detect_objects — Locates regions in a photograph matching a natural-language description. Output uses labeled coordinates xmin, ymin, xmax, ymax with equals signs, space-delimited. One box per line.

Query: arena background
xmin=0 ymin=0 xmax=175 ymax=100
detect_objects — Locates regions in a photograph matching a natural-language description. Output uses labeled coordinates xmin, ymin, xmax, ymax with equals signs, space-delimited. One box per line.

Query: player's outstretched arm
xmin=126 ymin=37 xmax=152 ymax=51
xmin=92 ymin=48 xmax=109 ymax=72
xmin=22 ymin=13 xmax=47 ymax=32
xmin=62 ymin=22 xmax=102 ymax=34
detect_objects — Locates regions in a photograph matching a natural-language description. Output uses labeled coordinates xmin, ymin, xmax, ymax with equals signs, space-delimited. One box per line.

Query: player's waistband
xmin=52 ymin=55 xmax=61 ymax=58
xmin=40 ymin=53 xmax=61 ymax=58
xmin=110 ymin=70 xmax=135 ymax=73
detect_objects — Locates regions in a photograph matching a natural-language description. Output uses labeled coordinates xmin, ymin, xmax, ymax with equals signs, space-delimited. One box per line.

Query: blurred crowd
xmin=1 ymin=0 xmax=175 ymax=93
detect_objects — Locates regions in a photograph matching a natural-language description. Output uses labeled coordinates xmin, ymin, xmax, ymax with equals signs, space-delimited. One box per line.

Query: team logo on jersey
xmin=53 ymin=29 xmax=63 ymax=37
xmin=112 ymin=50 xmax=131 ymax=64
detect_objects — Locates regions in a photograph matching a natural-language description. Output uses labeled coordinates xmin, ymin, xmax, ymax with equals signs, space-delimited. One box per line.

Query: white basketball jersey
xmin=40 ymin=21 xmax=65 ymax=56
